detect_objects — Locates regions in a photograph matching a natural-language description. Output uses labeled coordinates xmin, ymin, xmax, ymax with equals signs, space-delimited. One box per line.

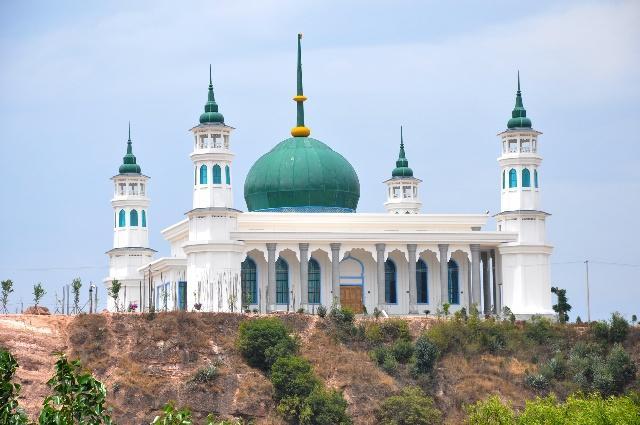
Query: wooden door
xmin=340 ymin=286 xmax=363 ymax=313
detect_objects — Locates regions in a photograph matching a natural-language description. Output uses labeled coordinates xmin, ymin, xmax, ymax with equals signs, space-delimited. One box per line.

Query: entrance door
xmin=340 ymin=286 xmax=363 ymax=313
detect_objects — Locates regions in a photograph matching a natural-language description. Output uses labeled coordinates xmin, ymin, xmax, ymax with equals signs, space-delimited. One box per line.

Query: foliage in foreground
xmin=465 ymin=393 xmax=640 ymax=425
xmin=237 ymin=317 xmax=298 ymax=371
xmin=0 ymin=350 xmax=29 ymax=424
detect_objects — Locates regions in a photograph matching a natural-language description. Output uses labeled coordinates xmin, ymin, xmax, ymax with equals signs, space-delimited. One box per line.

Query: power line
xmin=0 ymin=265 xmax=108 ymax=272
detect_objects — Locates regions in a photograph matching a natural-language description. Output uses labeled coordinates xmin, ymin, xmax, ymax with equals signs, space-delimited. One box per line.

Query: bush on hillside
xmin=523 ymin=316 xmax=554 ymax=344
xmin=237 ymin=317 xmax=296 ymax=370
xmin=298 ymin=387 xmax=352 ymax=425
xmin=270 ymin=356 xmax=320 ymax=402
xmin=391 ymin=339 xmax=414 ymax=363
xmin=375 ymin=386 xmax=442 ymax=425
xmin=413 ymin=335 xmax=439 ymax=375
xmin=591 ymin=312 xmax=630 ymax=345
xmin=568 ymin=342 xmax=636 ymax=395
xmin=328 ymin=306 xmax=356 ymax=341
xmin=0 ymin=350 xmax=29 ymax=425
xmin=464 ymin=395 xmax=515 ymax=425
xmin=381 ymin=351 xmax=399 ymax=374
xmin=379 ymin=319 xmax=411 ymax=342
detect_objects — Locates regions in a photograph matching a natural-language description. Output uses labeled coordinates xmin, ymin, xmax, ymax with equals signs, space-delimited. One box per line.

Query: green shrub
xmin=264 ymin=335 xmax=300 ymax=369
xmin=0 ymin=350 xmax=29 ymax=425
xmin=609 ymin=312 xmax=630 ymax=343
xmin=381 ymin=352 xmax=398 ymax=374
xmin=298 ymin=387 xmax=352 ymax=425
xmin=370 ymin=346 xmax=389 ymax=366
xmin=606 ymin=344 xmax=636 ymax=393
xmin=391 ymin=339 xmax=414 ymax=363
xmin=591 ymin=321 xmax=610 ymax=341
xmin=151 ymin=401 xmax=192 ymax=424
xmin=379 ymin=319 xmax=411 ymax=342
xmin=237 ymin=317 xmax=295 ymax=371
xmin=328 ymin=306 xmax=356 ymax=341
xmin=544 ymin=352 xmax=568 ymax=380
xmin=524 ymin=374 xmax=550 ymax=392
xmin=413 ymin=335 xmax=439 ymax=375
xmin=524 ymin=316 xmax=553 ymax=344
xmin=190 ymin=363 xmax=219 ymax=384
xmin=464 ymin=395 xmax=515 ymax=425
xmin=270 ymin=356 xmax=320 ymax=402
xmin=317 ymin=305 xmax=327 ymax=318
xmin=364 ymin=323 xmax=384 ymax=345
xmin=375 ymin=386 xmax=442 ymax=425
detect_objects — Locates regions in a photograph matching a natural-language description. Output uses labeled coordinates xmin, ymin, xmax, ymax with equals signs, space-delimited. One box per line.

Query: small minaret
xmin=106 ymin=123 xmax=154 ymax=312
xmin=384 ymin=127 xmax=422 ymax=214
xmin=183 ymin=67 xmax=242 ymax=313
xmin=190 ymin=65 xmax=235 ymax=209
xmin=496 ymin=73 xmax=553 ymax=318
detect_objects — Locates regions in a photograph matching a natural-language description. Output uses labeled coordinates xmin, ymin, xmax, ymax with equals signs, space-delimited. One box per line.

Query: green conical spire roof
xmin=507 ymin=71 xmax=532 ymax=129
xmin=199 ymin=65 xmax=225 ymax=124
xmin=291 ymin=33 xmax=311 ymax=137
xmin=392 ymin=126 xmax=414 ymax=178
xmin=119 ymin=122 xmax=142 ymax=174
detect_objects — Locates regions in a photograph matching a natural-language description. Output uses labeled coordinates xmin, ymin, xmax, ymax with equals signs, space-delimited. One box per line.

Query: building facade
xmin=104 ymin=36 xmax=553 ymax=318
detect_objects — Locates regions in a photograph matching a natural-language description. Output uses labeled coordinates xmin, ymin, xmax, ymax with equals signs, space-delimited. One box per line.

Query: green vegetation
xmin=71 ymin=278 xmax=82 ymax=314
xmin=189 ymin=363 xmax=220 ymax=385
xmin=1 ymin=279 xmax=14 ymax=314
xmin=465 ymin=393 xmax=640 ymax=424
xmin=32 ymin=283 xmax=45 ymax=310
xmin=375 ymin=386 xmax=442 ymax=425
xmin=0 ymin=350 xmax=29 ymax=424
xmin=108 ymin=280 xmax=121 ymax=313
xmin=150 ymin=401 xmax=192 ymax=424
xmin=551 ymin=287 xmax=571 ymax=324
xmin=413 ymin=335 xmax=439 ymax=375
xmin=237 ymin=317 xmax=298 ymax=370
xmin=237 ymin=316 xmax=351 ymax=424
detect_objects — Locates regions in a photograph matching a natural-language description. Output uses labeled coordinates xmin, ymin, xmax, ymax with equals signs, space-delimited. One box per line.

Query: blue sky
xmin=0 ymin=0 xmax=638 ymax=319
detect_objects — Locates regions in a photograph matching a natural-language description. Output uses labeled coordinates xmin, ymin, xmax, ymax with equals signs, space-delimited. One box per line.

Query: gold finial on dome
xmin=291 ymin=33 xmax=311 ymax=137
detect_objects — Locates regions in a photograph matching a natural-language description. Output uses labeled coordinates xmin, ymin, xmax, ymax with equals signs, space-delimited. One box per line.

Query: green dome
xmin=507 ymin=71 xmax=532 ymax=129
xmin=244 ymin=137 xmax=360 ymax=212
xmin=199 ymin=65 xmax=224 ymax=124
xmin=119 ymin=124 xmax=141 ymax=174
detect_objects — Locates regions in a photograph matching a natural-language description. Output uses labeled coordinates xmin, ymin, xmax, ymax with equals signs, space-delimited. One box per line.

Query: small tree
xmin=631 ymin=314 xmax=637 ymax=325
xmin=1 ymin=279 xmax=14 ymax=314
xmin=551 ymin=286 xmax=571 ymax=324
xmin=108 ymin=280 xmax=122 ymax=312
xmin=33 ymin=282 xmax=46 ymax=310
xmin=39 ymin=353 xmax=113 ymax=424
xmin=71 ymin=277 xmax=82 ymax=314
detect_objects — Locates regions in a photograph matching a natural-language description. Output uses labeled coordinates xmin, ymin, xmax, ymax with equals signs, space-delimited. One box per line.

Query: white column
xmin=330 ymin=243 xmax=341 ymax=306
xmin=299 ymin=243 xmax=309 ymax=308
xmin=376 ymin=243 xmax=386 ymax=305
xmin=266 ymin=243 xmax=277 ymax=312
xmin=407 ymin=244 xmax=417 ymax=313
xmin=471 ymin=244 xmax=481 ymax=308
xmin=438 ymin=244 xmax=449 ymax=305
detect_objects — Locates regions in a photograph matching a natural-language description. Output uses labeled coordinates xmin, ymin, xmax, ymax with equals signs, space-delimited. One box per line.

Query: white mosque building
xmin=104 ymin=35 xmax=553 ymax=318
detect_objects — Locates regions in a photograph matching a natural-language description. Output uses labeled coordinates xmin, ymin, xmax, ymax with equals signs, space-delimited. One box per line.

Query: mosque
xmin=105 ymin=35 xmax=553 ymax=318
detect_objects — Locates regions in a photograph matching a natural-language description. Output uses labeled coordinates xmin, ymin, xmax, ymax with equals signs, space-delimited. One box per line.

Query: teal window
xmin=141 ymin=210 xmax=147 ymax=227
xmin=241 ymin=258 xmax=257 ymax=305
xmin=199 ymin=164 xmax=208 ymax=184
xmin=448 ymin=260 xmax=459 ymax=305
xmin=385 ymin=259 xmax=397 ymax=304
xmin=509 ymin=168 xmax=517 ymax=188
xmin=502 ymin=170 xmax=505 ymax=189
xmin=416 ymin=259 xmax=428 ymax=304
xmin=225 ymin=165 xmax=231 ymax=185
xmin=213 ymin=164 xmax=222 ymax=184
xmin=522 ymin=168 xmax=531 ymax=187
xmin=118 ymin=209 xmax=126 ymax=227
xmin=130 ymin=209 xmax=138 ymax=226
xmin=178 ymin=281 xmax=187 ymax=311
xmin=534 ymin=169 xmax=539 ymax=188
xmin=276 ymin=258 xmax=289 ymax=304
xmin=308 ymin=258 xmax=321 ymax=304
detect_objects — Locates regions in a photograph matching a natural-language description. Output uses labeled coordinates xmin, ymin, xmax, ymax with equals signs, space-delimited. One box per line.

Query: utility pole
xmin=89 ymin=284 xmax=94 ymax=314
xmin=585 ymin=260 xmax=591 ymax=323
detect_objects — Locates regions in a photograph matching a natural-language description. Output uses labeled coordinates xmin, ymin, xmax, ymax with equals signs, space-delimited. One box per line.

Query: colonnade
xmin=257 ymin=241 xmax=502 ymax=315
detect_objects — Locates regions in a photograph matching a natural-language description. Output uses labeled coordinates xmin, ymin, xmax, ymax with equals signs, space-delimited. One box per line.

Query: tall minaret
xmin=384 ymin=126 xmax=422 ymax=214
xmin=105 ymin=124 xmax=155 ymax=311
xmin=183 ymin=67 xmax=243 ymax=313
xmin=191 ymin=65 xmax=234 ymax=209
xmin=496 ymin=73 xmax=553 ymax=317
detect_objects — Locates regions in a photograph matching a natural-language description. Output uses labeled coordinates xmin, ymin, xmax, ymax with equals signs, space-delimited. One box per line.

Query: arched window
xmin=416 ymin=259 xmax=428 ymax=304
xmin=502 ymin=170 xmax=505 ymax=189
xmin=241 ymin=258 xmax=257 ymax=305
xmin=276 ymin=258 xmax=289 ymax=304
xmin=522 ymin=168 xmax=531 ymax=187
xmin=384 ymin=259 xmax=397 ymax=304
xmin=308 ymin=258 xmax=321 ymax=304
xmin=130 ymin=209 xmax=138 ymax=226
xmin=142 ymin=210 xmax=147 ymax=227
xmin=199 ymin=164 xmax=208 ymax=184
xmin=213 ymin=164 xmax=222 ymax=184
xmin=118 ymin=209 xmax=126 ymax=227
xmin=448 ymin=259 xmax=459 ymax=305
xmin=534 ymin=169 xmax=539 ymax=188
xmin=225 ymin=165 xmax=231 ymax=185
xmin=509 ymin=168 xmax=517 ymax=188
